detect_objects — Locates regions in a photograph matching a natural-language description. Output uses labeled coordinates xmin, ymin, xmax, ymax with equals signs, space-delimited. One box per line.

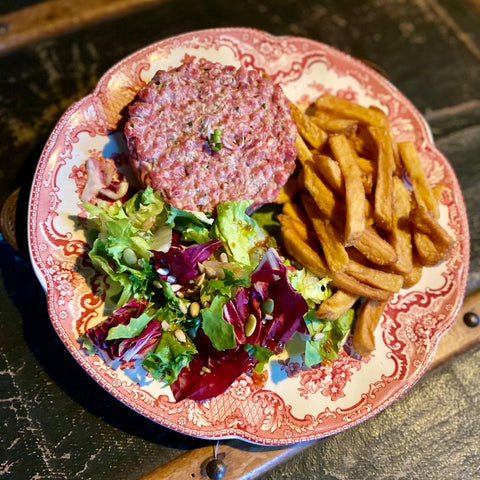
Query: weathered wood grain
xmin=0 ymin=0 xmax=164 ymax=53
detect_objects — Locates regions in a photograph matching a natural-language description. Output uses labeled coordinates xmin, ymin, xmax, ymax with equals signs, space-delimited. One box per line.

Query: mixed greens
xmin=80 ymin=187 xmax=355 ymax=401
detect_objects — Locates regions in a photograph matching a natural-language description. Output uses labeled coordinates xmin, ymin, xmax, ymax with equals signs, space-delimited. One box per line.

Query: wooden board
xmin=138 ymin=289 xmax=480 ymax=480
xmin=0 ymin=0 xmax=164 ymax=53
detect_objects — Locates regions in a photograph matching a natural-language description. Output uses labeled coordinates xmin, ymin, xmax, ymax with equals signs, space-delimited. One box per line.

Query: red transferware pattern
xmin=28 ymin=27 xmax=469 ymax=445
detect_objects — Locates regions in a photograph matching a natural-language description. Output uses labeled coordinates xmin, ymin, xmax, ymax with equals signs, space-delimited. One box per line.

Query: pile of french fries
xmin=278 ymin=94 xmax=454 ymax=357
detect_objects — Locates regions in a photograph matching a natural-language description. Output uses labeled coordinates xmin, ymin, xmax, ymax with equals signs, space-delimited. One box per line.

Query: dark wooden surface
xmin=1 ymin=1 xmax=479 ymax=479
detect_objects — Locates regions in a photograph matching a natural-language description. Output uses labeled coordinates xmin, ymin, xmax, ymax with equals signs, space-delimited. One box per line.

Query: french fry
xmin=278 ymin=213 xmax=318 ymax=249
xmin=301 ymin=193 xmax=349 ymax=274
xmin=310 ymin=110 xmax=358 ymax=135
xmin=410 ymin=205 xmax=453 ymax=259
xmin=295 ymin=135 xmax=314 ymax=166
xmin=369 ymin=125 xmax=395 ymax=231
xmin=303 ymin=159 xmax=346 ymax=221
xmin=352 ymin=226 xmax=398 ymax=266
xmin=388 ymin=177 xmax=413 ymax=275
xmin=413 ymin=230 xmax=441 ymax=267
xmin=365 ymin=198 xmax=375 ymax=225
xmin=314 ymin=94 xmax=387 ymax=127
xmin=356 ymin=156 xmax=376 ymax=177
xmin=329 ymin=134 xmax=366 ymax=245
xmin=399 ymin=141 xmax=439 ymax=218
xmin=332 ymin=272 xmax=393 ymax=302
xmin=281 ymin=218 xmax=392 ymax=302
xmin=281 ymin=221 xmax=331 ymax=278
xmin=282 ymin=200 xmax=309 ymax=226
xmin=290 ymin=102 xmax=328 ymax=150
xmin=352 ymin=299 xmax=388 ymax=356
xmin=316 ymin=290 xmax=359 ymax=321
xmin=312 ymin=153 xmax=344 ymax=195
xmin=345 ymin=259 xmax=404 ymax=293
xmin=402 ymin=257 xmax=423 ymax=288
xmin=349 ymin=128 xmax=378 ymax=159
xmin=275 ymin=175 xmax=300 ymax=203
xmin=356 ymin=155 xmax=376 ymax=195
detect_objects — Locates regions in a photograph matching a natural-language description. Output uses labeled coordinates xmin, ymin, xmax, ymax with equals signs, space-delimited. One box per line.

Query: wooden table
xmin=1 ymin=1 xmax=479 ymax=479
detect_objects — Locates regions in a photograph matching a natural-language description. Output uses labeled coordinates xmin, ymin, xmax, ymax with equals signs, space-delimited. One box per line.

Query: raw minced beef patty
xmin=124 ymin=60 xmax=298 ymax=211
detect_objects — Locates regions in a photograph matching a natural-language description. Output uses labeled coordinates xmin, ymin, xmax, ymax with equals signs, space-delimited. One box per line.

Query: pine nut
xmin=156 ymin=266 xmax=169 ymax=276
xmin=174 ymin=329 xmax=187 ymax=343
xmin=204 ymin=265 xmax=217 ymax=278
xmin=178 ymin=301 xmax=188 ymax=314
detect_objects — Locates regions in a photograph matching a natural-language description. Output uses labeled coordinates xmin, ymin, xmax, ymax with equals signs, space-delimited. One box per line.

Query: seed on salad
xmin=161 ymin=320 xmax=169 ymax=331
xmin=178 ymin=301 xmax=188 ymax=315
xmin=244 ymin=314 xmax=257 ymax=337
xmin=204 ymin=265 xmax=217 ymax=278
xmin=201 ymin=366 xmax=212 ymax=374
xmin=195 ymin=273 xmax=206 ymax=286
xmin=263 ymin=314 xmax=273 ymax=321
xmin=166 ymin=274 xmax=177 ymax=283
xmin=198 ymin=263 xmax=206 ymax=274
xmin=219 ymin=252 xmax=228 ymax=263
xmin=313 ymin=332 xmax=323 ymax=341
xmin=171 ymin=284 xmax=182 ymax=292
xmin=174 ymin=329 xmax=187 ymax=343
xmin=189 ymin=301 xmax=200 ymax=318
xmin=122 ymin=248 xmax=137 ymax=266
xmin=261 ymin=298 xmax=274 ymax=315
xmin=153 ymin=280 xmax=162 ymax=289
xmin=156 ymin=266 xmax=169 ymax=276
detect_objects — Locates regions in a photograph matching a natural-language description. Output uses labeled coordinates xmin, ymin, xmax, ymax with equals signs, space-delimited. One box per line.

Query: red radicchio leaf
xmin=152 ymin=239 xmax=222 ymax=285
xmin=170 ymin=329 xmax=255 ymax=402
xmin=85 ymin=298 xmax=162 ymax=362
xmin=224 ymin=248 xmax=308 ymax=353
xmin=171 ymin=249 xmax=308 ymax=402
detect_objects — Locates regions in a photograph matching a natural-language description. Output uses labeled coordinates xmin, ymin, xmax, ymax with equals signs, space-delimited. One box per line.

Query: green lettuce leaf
xmin=212 ymin=200 xmax=274 ymax=268
xmin=167 ymin=205 xmax=213 ymax=243
xmin=288 ymin=268 xmax=332 ymax=307
xmin=245 ymin=344 xmax=275 ymax=372
xmin=304 ymin=308 xmax=355 ymax=367
xmin=106 ymin=311 xmax=154 ymax=340
xmin=200 ymin=268 xmax=249 ymax=306
xmin=250 ymin=203 xmax=282 ymax=237
xmin=142 ymin=330 xmax=196 ymax=384
xmin=82 ymin=187 xmax=170 ymax=305
xmin=201 ymin=295 xmax=236 ymax=351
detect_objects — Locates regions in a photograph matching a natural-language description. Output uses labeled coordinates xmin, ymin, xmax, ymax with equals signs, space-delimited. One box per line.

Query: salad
xmin=79 ymin=186 xmax=355 ymax=402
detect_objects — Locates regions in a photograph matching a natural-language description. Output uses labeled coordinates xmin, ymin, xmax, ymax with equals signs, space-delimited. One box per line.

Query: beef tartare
xmin=124 ymin=60 xmax=298 ymax=211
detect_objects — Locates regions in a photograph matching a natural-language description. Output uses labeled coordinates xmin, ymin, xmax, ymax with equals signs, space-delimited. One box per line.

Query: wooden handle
xmin=138 ymin=290 xmax=480 ymax=480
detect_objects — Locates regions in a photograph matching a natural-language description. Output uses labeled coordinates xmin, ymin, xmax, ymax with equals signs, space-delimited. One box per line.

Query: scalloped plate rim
xmin=27 ymin=27 xmax=469 ymax=445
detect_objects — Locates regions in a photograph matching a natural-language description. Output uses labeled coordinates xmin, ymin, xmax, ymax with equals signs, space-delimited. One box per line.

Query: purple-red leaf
xmin=152 ymin=238 xmax=222 ymax=285
xmin=84 ymin=298 xmax=162 ymax=362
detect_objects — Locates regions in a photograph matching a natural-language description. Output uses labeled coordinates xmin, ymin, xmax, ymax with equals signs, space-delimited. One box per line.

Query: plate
xmin=28 ymin=27 xmax=469 ymax=445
